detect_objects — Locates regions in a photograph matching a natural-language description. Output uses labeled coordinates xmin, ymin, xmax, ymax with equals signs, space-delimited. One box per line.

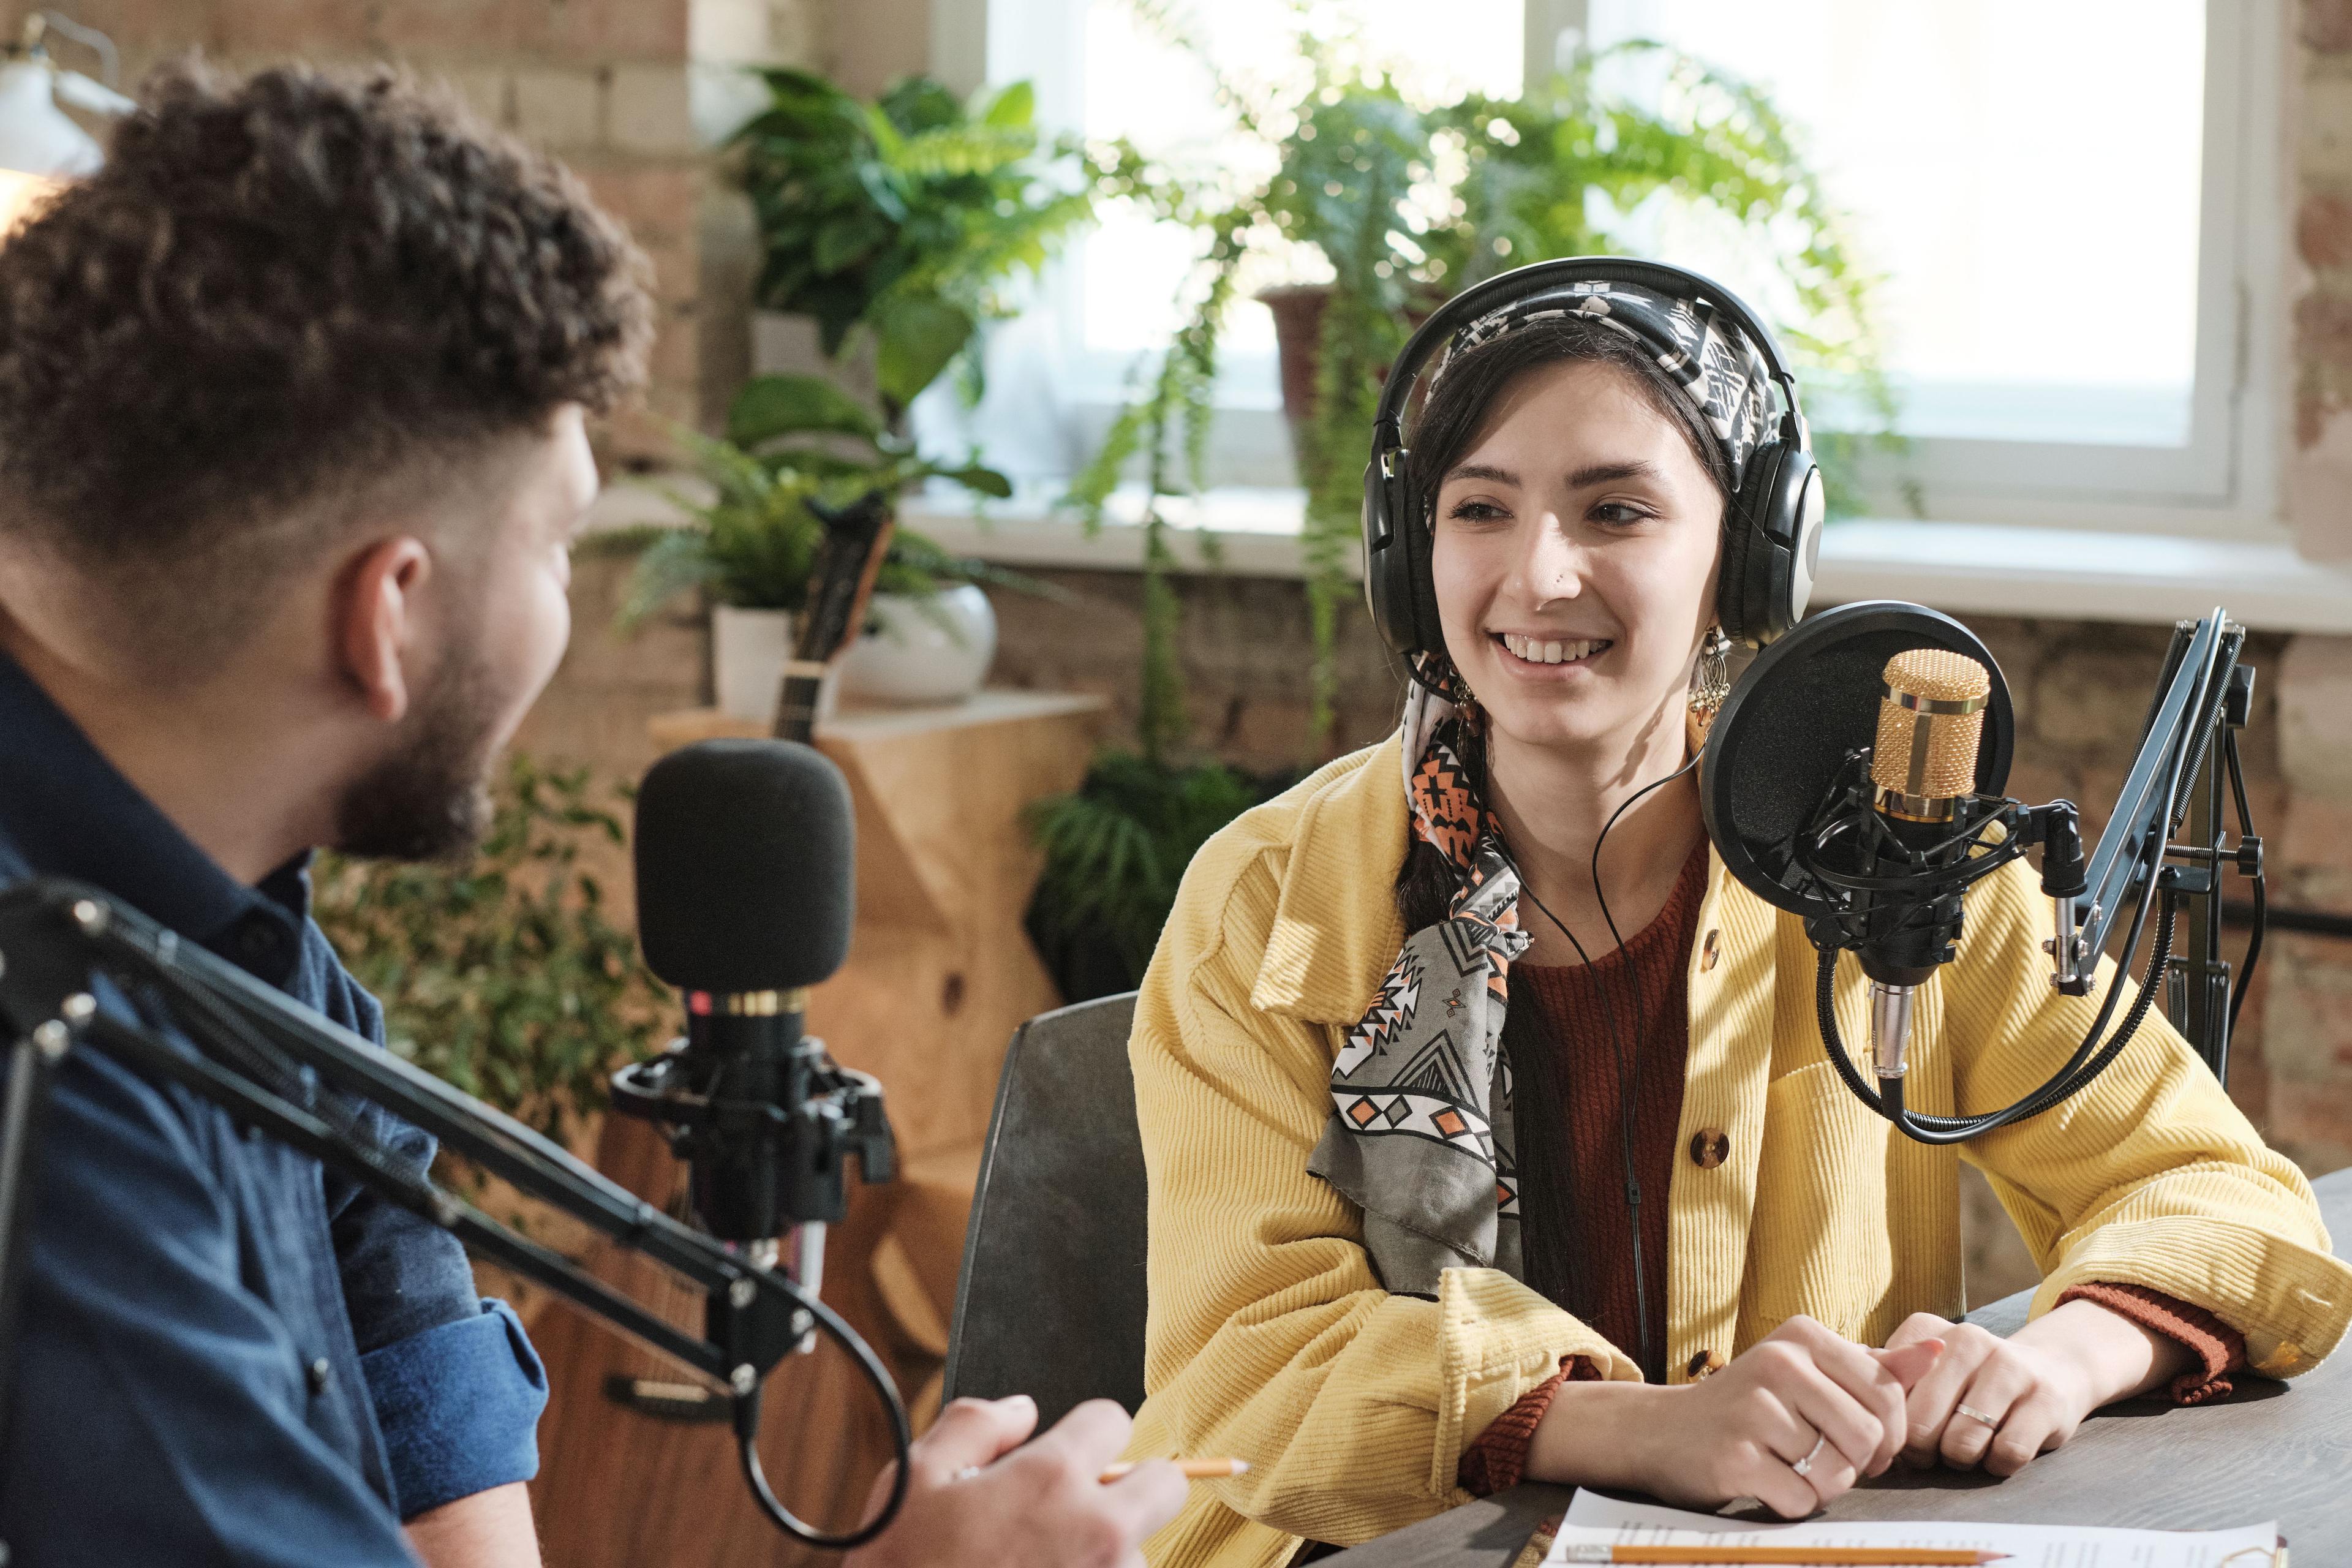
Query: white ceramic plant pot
xmin=712 ymin=605 xmax=793 ymax=722
xmin=711 ymin=605 xmax=843 ymax=725
xmin=838 ymin=586 xmax=997 ymax=706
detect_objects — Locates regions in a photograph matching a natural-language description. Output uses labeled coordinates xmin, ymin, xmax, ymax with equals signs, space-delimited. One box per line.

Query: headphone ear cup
xmin=1362 ymin=451 xmax=1431 ymax=658
xmin=1717 ymin=440 xmax=1822 ymax=647
xmin=1716 ymin=442 xmax=1774 ymax=647
xmin=1778 ymin=454 xmax=1825 ymax=638
xmin=1403 ymin=482 xmax=1446 ymax=662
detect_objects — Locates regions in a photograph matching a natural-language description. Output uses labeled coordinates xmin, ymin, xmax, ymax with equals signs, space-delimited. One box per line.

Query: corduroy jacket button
xmin=307 ymin=1357 xmax=333 ymax=1396
xmin=1689 ymin=1128 xmax=1731 ymax=1169
xmin=1686 ymin=1349 xmax=1724 ymax=1378
xmin=1700 ymin=929 xmax=1722 ymax=971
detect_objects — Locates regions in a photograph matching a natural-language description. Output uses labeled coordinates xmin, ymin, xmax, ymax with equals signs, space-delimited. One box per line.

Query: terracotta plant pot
xmin=1256 ymin=283 xmax=1333 ymax=459
xmin=1256 ymin=284 xmax=1439 ymax=466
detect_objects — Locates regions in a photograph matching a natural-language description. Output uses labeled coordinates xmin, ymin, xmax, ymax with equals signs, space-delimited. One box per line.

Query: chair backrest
xmin=941 ymin=992 xmax=1147 ymax=1428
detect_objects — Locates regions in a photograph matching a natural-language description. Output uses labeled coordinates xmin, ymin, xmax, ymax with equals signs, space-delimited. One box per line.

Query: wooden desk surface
xmin=1326 ymin=1165 xmax=2352 ymax=1565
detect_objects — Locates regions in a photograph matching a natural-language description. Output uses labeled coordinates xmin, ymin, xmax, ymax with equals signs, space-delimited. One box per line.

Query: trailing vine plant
xmin=1071 ymin=5 xmax=1896 ymax=758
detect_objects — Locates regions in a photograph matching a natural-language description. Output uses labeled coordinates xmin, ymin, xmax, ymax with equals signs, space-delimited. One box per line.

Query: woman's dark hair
xmin=1390 ymin=317 xmax=1733 ymax=1322
xmin=1402 ymin=314 xmax=1736 ymax=532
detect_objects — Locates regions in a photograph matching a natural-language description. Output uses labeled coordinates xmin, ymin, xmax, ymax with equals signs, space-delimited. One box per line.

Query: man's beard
xmin=333 ymin=646 xmax=503 ymax=864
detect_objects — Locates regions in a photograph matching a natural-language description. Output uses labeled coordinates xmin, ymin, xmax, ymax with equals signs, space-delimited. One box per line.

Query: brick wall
xmin=2302 ymin=1 xmax=2352 ymax=560
xmin=11 ymin=0 xmax=819 ymax=455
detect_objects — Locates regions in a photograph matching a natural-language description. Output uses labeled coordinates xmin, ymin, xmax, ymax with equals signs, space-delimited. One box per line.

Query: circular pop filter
xmin=1699 ymin=601 xmax=2014 ymax=922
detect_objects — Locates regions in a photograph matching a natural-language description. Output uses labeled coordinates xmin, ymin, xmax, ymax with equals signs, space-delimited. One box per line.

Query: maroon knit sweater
xmin=1455 ymin=845 xmax=2244 ymax=1497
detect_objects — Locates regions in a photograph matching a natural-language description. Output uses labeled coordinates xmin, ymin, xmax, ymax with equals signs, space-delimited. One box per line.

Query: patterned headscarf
xmin=1306 ymin=279 xmax=1776 ymax=1297
xmin=1429 ymin=277 xmax=1784 ymax=493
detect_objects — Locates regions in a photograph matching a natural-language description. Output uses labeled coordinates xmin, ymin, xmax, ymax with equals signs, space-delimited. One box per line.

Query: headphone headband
xmin=1370 ymin=256 xmax=1806 ymax=454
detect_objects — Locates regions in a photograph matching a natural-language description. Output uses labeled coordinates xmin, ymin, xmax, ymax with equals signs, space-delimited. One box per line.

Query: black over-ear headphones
xmin=1360 ymin=256 xmax=1825 ymax=662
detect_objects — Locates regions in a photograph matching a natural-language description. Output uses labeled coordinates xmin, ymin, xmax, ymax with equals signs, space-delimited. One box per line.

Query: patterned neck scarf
xmin=1306 ymin=277 xmax=1775 ymax=1298
xmin=1308 ymin=666 xmax=1532 ymax=1295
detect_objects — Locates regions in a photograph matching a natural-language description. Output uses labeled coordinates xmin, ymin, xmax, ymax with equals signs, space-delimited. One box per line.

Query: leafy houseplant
xmin=734 ymin=69 xmax=1096 ymax=419
xmin=615 ymin=379 xmax=1020 ymax=630
xmin=1025 ymin=752 xmax=1283 ymax=1002
xmin=312 ymin=757 xmax=670 ymax=1156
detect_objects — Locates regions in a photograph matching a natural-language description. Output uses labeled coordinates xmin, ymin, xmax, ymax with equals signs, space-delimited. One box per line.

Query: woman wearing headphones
xmin=1118 ymin=260 xmax=2351 ymax=1568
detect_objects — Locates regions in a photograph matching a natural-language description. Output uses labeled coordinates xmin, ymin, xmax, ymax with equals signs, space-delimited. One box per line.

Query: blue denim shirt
xmin=0 ymin=647 xmax=548 ymax=1564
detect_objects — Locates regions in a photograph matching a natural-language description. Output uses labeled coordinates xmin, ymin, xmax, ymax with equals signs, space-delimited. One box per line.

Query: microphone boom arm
xmin=2072 ymin=609 xmax=2241 ymax=974
xmin=0 ymin=876 xmax=911 ymax=1551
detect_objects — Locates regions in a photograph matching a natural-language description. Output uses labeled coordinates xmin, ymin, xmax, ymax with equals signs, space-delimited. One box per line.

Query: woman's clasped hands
xmin=1525 ymin=1308 xmax=2147 ymax=1517
xmin=1526 ymin=1316 xmax=1942 ymax=1516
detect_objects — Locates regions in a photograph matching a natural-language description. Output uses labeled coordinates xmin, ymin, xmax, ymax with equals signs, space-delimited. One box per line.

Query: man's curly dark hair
xmin=0 ymin=59 xmax=654 ymax=663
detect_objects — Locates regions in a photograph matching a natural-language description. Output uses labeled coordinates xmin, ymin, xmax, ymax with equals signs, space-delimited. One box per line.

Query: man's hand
xmin=1528 ymin=1315 xmax=1943 ymax=1519
xmin=1888 ymin=1300 xmax=2188 ymax=1477
xmin=846 ymin=1396 xmax=1187 ymax=1568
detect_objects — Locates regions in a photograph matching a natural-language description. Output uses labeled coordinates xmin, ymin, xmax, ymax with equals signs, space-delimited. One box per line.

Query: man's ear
xmin=336 ymin=537 xmax=434 ymax=723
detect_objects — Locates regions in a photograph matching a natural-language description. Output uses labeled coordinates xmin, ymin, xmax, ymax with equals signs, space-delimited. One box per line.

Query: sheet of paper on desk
xmin=1548 ymin=1492 xmax=2282 ymax=1567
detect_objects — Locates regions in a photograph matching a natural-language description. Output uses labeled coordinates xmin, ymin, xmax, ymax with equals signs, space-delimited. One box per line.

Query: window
xmin=929 ymin=0 xmax=2276 ymax=535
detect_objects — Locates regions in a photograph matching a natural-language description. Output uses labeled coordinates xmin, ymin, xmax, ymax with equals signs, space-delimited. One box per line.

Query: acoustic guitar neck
xmin=776 ymin=489 xmax=895 ymax=744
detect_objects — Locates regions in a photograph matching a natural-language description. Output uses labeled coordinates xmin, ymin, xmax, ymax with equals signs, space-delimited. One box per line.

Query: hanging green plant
xmin=1074 ymin=16 xmax=1895 ymax=761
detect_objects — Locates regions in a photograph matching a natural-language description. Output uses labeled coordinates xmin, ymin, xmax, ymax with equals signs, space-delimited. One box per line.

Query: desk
xmin=1326 ymin=1166 xmax=2352 ymax=1565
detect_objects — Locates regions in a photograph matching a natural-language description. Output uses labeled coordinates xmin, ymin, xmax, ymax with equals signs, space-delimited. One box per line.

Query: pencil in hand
xmin=1556 ymin=1548 xmax=2007 ymax=1565
xmin=1098 ymin=1458 xmax=1250 ymax=1483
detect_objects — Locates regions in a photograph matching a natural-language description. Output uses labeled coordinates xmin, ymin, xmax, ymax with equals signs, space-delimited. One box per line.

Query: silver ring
xmin=1955 ymin=1402 xmax=2002 ymax=1430
xmin=1790 ymin=1434 xmax=1828 ymax=1478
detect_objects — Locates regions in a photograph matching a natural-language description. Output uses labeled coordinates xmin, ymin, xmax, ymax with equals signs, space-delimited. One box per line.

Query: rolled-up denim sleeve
xmin=322 ymin=967 xmax=550 ymax=1518
xmin=327 ymin=1098 xmax=549 ymax=1516
xmin=362 ymin=1297 xmax=548 ymax=1515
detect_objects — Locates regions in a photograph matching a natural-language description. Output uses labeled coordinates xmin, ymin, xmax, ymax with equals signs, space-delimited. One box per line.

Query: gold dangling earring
xmin=1687 ymin=625 xmax=1733 ymax=739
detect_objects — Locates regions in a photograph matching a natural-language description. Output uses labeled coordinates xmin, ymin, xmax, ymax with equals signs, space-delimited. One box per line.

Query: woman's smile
xmin=1491 ymin=631 xmax=1615 ymax=674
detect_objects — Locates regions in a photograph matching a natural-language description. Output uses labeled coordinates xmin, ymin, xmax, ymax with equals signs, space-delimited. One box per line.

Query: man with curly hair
xmin=0 ymin=62 xmax=1182 ymax=1568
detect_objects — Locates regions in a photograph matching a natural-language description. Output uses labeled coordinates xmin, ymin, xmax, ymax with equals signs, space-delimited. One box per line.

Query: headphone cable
xmin=1510 ymin=740 xmax=1706 ymax=1384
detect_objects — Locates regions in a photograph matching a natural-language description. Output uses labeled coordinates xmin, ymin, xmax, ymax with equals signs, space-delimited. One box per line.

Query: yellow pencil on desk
xmin=1098 ymin=1458 xmax=1250 ymax=1483
xmin=1555 ymin=1549 xmax=2006 ymax=1565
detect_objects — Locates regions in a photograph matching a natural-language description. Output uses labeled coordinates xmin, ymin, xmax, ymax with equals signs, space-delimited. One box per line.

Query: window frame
xmin=936 ymin=0 xmax=2285 ymax=537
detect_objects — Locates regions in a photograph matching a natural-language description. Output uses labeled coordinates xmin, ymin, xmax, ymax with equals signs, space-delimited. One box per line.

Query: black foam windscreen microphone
xmin=617 ymin=737 xmax=888 ymax=1262
xmin=633 ymin=739 xmax=855 ymax=995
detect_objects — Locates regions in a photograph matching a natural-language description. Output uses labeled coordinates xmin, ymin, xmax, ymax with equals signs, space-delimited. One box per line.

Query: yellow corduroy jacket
xmin=1122 ymin=731 xmax=2351 ymax=1568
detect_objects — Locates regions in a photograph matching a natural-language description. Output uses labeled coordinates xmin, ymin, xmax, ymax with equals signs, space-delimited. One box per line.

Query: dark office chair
xmin=941 ymin=992 xmax=1150 ymax=1429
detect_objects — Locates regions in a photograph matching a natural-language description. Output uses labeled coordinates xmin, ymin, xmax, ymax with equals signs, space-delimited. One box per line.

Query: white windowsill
xmin=589 ymin=481 xmax=2352 ymax=638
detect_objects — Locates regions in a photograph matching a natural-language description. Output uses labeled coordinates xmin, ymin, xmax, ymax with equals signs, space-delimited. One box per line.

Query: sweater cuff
xmin=1457 ymin=1355 xmax=1602 ymax=1496
xmin=2057 ymin=1281 xmax=2246 ymax=1406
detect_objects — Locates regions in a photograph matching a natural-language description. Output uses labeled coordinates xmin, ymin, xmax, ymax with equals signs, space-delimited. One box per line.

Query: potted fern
xmin=616 ymin=379 xmax=1036 ymax=716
